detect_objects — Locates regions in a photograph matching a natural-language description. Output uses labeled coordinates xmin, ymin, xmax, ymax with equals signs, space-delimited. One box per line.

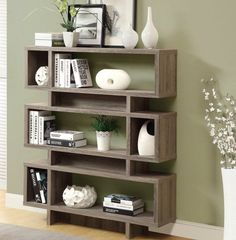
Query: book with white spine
xmin=64 ymin=59 xmax=71 ymax=88
xmin=50 ymin=130 xmax=84 ymax=141
xmin=103 ymin=201 xmax=144 ymax=211
xmin=35 ymin=32 xmax=63 ymax=40
xmin=54 ymin=53 xmax=71 ymax=88
xmin=29 ymin=111 xmax=35 ymax=144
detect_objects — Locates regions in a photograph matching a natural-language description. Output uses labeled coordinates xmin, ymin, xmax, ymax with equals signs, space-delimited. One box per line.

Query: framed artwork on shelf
xmin=90 ymin=0 xmax=137 ymax=47
xmin=70 ymin=4 xmax=106 ymax=47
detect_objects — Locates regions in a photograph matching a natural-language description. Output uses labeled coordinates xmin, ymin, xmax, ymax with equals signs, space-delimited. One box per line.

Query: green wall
xmin=7 ymin=0 xmax=236 ymax=227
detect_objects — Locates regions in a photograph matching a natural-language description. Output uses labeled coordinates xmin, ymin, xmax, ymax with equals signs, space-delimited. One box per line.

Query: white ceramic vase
xmin=122 ymin=24 xmax=139 ymax=49
xmin=96 ymin=131 xmax=111 ymax=151
xmin=141 ymin=7 xmax=159 ymax=49
xmin=63 ymin=32 xmax=79 ymax=48
xmin=96 ymin=69 xmax=131 ymax=90
xmin=222 ymin=168 xmax=236 ymax=240
xmin=137 ymin=120 xmax=155 ymax=156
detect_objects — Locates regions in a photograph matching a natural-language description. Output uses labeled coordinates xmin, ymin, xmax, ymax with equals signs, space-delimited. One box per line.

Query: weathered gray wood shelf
xmin=24 ymin=46 xmax=177 ymax=239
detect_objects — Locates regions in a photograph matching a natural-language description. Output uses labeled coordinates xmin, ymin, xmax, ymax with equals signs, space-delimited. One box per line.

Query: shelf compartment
xmin=50 ymin=151 xmax=126 ymax=176
xmin=26 ymin=49 xmax=49 ymax=87
xmin=50 ymin=92 xmax=127 ymax=113
xmin=130 ymin=112 xmax=176 ymax=163
xmin=49 ymin=210 xmax=126 ymax=234
xmin=24 ymin=163 xmax=48 ymax=209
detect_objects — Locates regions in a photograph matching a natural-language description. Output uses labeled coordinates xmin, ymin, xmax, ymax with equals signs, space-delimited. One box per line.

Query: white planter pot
xmin=96 ymin=131 xmax=111 ymax=151
xmin=137 ymin=120 xmax=155 ymax=156
xmin=222 ymin=168 xmax=236 ymax=240
xmin=96 ymin=69 xmax=131 ymax=90
xmin=63 ymin=32 xmax=79 ymax=48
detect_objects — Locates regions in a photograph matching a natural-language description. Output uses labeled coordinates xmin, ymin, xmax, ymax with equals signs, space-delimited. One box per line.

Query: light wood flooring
xmin=0 ymin=190 xmax=187 ymax=240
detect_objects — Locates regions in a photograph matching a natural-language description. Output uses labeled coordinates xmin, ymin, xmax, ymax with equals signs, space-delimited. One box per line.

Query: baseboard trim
xmin=5 ymin=193 xmax=223 ymax=240
xmin=149 ymin=220 xmax=223 ymax=240
xmin=0 ymin=180 xmax=7 ymax=190
xmin=5 ymin=193 xmax=46 ymax=213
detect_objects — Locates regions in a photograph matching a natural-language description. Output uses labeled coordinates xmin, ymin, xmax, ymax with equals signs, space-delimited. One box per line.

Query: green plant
xmin=91 ymin=115 xmax=119 ymax=133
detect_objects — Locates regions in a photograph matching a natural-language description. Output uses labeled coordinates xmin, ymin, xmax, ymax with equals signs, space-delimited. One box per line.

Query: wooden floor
xmin=0 ymin=190 xmax=187 ymax=240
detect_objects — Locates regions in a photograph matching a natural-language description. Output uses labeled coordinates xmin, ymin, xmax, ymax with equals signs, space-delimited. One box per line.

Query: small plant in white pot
xmin=54 ymin=0 xmax=80 ymax=47
xmin=91 ymin=115 xmax=119 ymax=151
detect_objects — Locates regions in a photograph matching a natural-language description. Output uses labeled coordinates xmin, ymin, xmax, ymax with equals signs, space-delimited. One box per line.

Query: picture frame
xmin=70 ymin=4 xmax=106 ymax=47
xmin=90 ymin=0 xmax=137 ymax=47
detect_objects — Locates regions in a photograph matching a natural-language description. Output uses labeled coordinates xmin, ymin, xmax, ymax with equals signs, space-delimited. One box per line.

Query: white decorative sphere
xmin=96 ymin=69 xmax=131 ymax=90
xmin=35 ymin=66 xmax=48 ymax=86
xmin=63 ymin=185 xmax=97 ymax=208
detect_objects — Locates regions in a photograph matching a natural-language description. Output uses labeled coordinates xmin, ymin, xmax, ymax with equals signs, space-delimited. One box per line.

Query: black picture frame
xmin=69 ymin=4 xmax=106 ymax=47
xmin=90 ymin=0 xmax=137 ymax=47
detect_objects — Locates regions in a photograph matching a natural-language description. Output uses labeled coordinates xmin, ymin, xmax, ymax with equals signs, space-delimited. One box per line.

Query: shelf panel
xmin=24 ymin=201 xmax=48 ymax=210
xmin=130 ymin=111 xmax=177 ymax=119
xmin=50 ymin=203 xmax=155 ymax=227
xmin=24 ymin=143 xmax=127 ymax=159
xmin=26 ymin=103 xmax=127 ymax=117
xmin=24 ymin=159 xmax=49 ymax=169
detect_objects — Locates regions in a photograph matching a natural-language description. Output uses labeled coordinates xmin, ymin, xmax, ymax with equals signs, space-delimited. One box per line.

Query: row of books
xmin=29 ymin=110 xmax=56 ymax=145
xmin=35 ymin=32 xmax=64 ymax=47
xmin=103 ymin=194 xmax=144 ymax=216
xmin=55 ymin=53 xmax=93 ymax=89
xmin=29 ymin=168 xmax=47 ymax=204
xmin=47 ymin=130 xmax=87 ymax=148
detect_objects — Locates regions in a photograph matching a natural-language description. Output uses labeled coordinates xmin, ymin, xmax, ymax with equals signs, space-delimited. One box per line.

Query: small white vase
xmin=222 ymin=168 xmax=236 ymax=240
xmin=63 ymin=32 xmax=79 ymax=48
xmin=137 ymin=120 xmax=155 ymax=156
xmin=96 ymin=69 xmax=131 ymax=90
xmin=141 ymin=7 xmax=159 ymax=49
xmin=96 ymin=131 xmax=111 ymax=151
xmin=122 ymin=24 xmax=139 ymax=49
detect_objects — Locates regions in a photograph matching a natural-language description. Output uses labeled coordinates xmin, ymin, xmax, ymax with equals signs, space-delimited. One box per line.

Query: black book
xmin=103 ymin=206 xmax=144 ymax=216
xmin=35 ymin=170 xmax=47 ymax=204
xmin=47 ymin=138 xmax=87 ymax=148
xmin=29 ymin=168 xmax=41 ymax=203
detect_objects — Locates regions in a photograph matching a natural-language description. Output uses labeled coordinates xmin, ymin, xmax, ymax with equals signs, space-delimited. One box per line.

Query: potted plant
xmin=202 ymin=78 xmax=236 ymax=240
xmin=54 ymin=0 xmax=80 ymax=47
xmin=91 ymin=115 xmax=119 ymax=151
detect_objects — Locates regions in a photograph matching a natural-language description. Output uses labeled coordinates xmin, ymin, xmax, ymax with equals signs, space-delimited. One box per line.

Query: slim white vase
xmin=96 ymin=131 xmax=111 ymax=151
xmin=222 ymin=168 xmax=236 ymax=240
xmin=137 ymin=120 xmax=155 ymax=156
xmin=141 ymin=7 xmax=159 ymax=49
xmin=63 ymin=32 xmax=79 ymax=48
xmin=122 ymin=24 xmax=139 ymax=49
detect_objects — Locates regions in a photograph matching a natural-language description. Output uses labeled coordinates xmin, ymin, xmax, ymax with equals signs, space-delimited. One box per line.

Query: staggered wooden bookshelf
xmin=24 ymin=46 xmax=177 ymax=239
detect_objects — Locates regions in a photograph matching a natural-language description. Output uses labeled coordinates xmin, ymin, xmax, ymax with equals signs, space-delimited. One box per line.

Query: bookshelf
xmin=24 ymin=46 xmax=177 ymax=239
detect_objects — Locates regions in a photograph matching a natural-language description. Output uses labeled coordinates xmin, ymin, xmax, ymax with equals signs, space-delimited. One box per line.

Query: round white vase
xmin=222 ymin=168 xmax=236 ymax=240
xmin=141 ymin=7 xmax=159 ymax=49
xmin=96 ymin=69 xmax=131 ymax=90
xmin=122 ymin=24 xmax=139 ymax=49
xmin=63 ymin=32 xmax=79 ymax=48
xmin=96 ymin=131 xmax=111 ymax=151
xmin=137 ymin=120 xmax=155 ymax=156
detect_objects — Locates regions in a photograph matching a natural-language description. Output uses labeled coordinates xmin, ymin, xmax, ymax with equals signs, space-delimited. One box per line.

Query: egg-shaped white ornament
xmin=96 ymin=69 xmax=131 ymax=90
xmin=35 ymin=66 xmax=49 ymax=86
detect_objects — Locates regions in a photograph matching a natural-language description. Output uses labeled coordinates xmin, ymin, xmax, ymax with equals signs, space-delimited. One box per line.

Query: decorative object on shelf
xmin=202 ymin=78 xmax=236 ymax=240
xmin=141 ymin=6 xmax=159 ymax=49
xmin=138 ymin=120 xmax=155 ymax=156
xmin=34 ymin=32 xmax=64 ymax=47
xmin=54 ymin=0 xmax=80 ymax=47
xmin=63 ymin=185 xmax=97 ymax=208
xmin=71 ymin=4 xmax=109 ymax=47
xmin=90 ymin=0 xmax=137 ymax=47
xmin=91 ymin=115 xmax=119 ymax=151
xmin=35 ymin=66 xmax=49 ymax=86
xmin=96 ymin=69 xmax=131 ymax=90
xmin=122 ymin=24 xmax=138 ymax=49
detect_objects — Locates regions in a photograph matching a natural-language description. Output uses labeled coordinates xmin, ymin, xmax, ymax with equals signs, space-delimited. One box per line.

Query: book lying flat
xmin=104 ymin=194 xmax=143 ymax=206
xmin=103 ymin=206 xmax=144 ymax=216
xmin=47 ymin=138 xmax=87 ymax=148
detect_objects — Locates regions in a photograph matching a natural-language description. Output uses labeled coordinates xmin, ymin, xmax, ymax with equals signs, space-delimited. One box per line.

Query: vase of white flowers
xmin=202 ymin=78 xmax=236 ymax=240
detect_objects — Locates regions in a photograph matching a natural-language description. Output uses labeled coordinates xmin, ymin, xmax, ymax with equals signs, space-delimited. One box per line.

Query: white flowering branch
xmin=202 ymin=78 xmax=236 ymax=169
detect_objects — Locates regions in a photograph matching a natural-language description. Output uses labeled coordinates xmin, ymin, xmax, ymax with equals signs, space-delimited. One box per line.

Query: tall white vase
xmin=222 ymin=168 xmax=236 ymax=240
xmin=141 ymin=7 xmax=159 ymax=49
xmin=122 ymin=24 xmax=139 ymax=49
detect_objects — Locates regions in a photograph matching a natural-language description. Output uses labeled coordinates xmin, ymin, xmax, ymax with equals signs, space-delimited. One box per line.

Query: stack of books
xmin=35 ymin=33 xmax=64 ymax=47
xmin=47 ymin=130 xmax=87 ymax=148
xmin=29 ymin=168 xmax=47 ymax=204
xmin=29 ymin=110 xmax=56 ymax=145
xmin=103 ymin=194 xmax=144 ymax=216
xmin=54 ymin=53 xmax=93 ymax=89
